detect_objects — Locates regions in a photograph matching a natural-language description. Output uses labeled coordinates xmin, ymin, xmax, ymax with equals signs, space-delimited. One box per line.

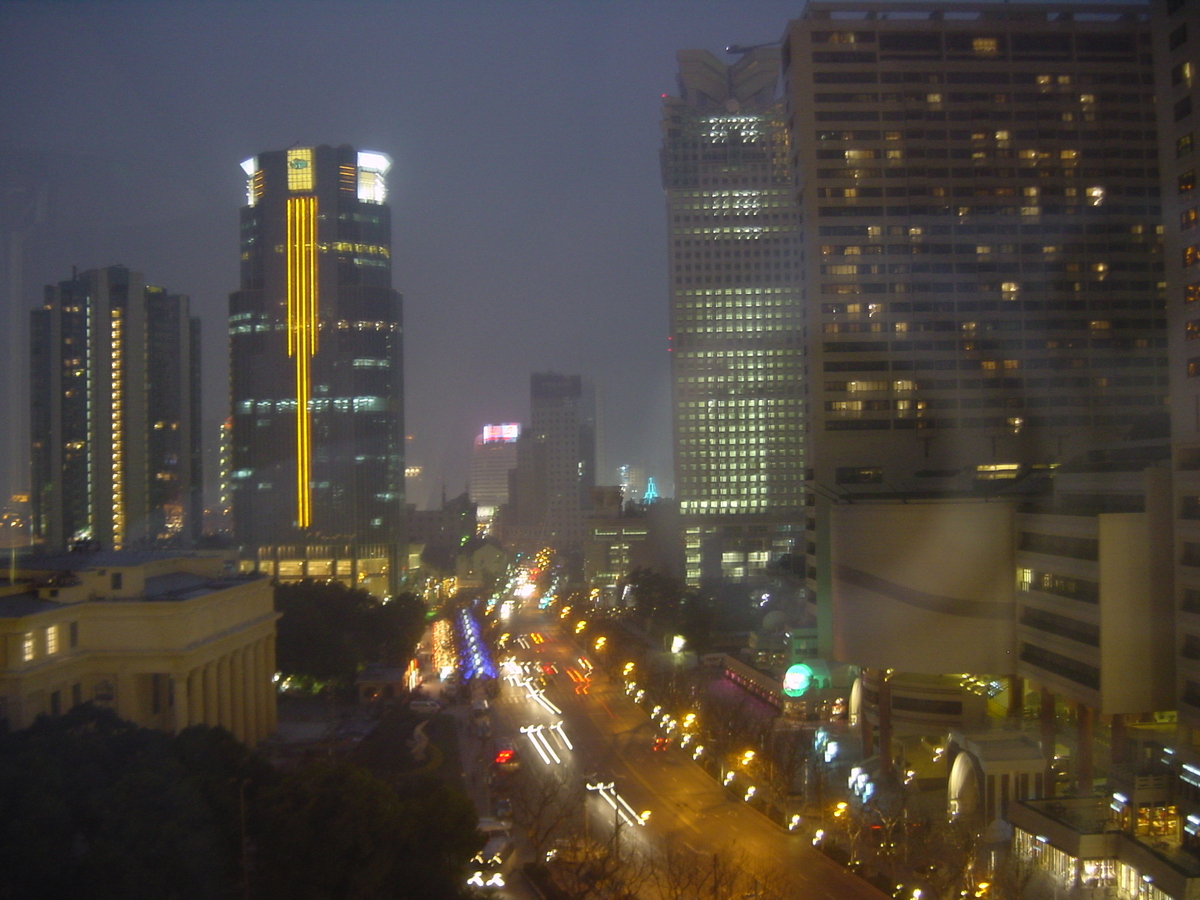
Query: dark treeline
xmin=0 ymin=705 xmax=480 ymax=900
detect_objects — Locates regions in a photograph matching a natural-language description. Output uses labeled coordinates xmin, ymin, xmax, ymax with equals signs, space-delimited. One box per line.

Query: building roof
xmin=143 ymin=572 xmax=219 ymax=601
xmin=19 ymin=549 xmax=204 ymax=572
xmin=0 ymin=594 xmax=66 ymax=618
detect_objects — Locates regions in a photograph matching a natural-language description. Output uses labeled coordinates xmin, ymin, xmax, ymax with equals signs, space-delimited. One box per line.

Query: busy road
xmin=476 ymin=603 xmax=887 ymax=900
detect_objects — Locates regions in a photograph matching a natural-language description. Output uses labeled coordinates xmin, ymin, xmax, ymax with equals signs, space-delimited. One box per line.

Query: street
xmin=466 ymin=603 xmax=889 ymax=900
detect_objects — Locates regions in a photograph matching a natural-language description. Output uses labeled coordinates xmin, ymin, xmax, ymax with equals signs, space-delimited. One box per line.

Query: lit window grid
xmin=22 ymin=632 xmax=34 ymax=662
xmin=666 ymin=103 xmax=805 ymax=514
xmin=45 ymin=624 xmax=58 ymax=655
xmin=792 ymin=33 xmax=1164 ymax=432
xmin=110 ymin=307 xmax=124 ymax=549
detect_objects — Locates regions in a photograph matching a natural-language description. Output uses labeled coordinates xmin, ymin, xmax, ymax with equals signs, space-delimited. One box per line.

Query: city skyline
xmin=0 ymin=1 xmax=813 ymax=511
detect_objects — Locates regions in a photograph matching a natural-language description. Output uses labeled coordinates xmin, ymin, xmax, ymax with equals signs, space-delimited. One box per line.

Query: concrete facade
xmin=0 ymin=551 xmax=277 ymax=746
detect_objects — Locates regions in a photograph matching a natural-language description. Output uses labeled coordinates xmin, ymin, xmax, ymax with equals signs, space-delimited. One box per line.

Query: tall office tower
xmin=1156 ymin=0 xmax=1200 ymax=739
xmin=531 ymin=372 xmax=596 ymax=550
xmin=783 ymin=3 xmax=1165 ymax=649
xmin=503 ymin=373 xmax=596 ymax=555
xmin=229 ymin=146 xmax=404 ymax=591
xmin=470 ymin=424 xmax=520 ymax=525
xmin=662 ymin=49 xmax=806 ymax=592
xmin=30 ymin=266 xmax=202 ymax=551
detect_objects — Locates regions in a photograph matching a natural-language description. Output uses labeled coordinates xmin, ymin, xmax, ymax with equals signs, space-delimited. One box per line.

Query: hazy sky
xmin=0 ymin=0 xmax=803 ymax=510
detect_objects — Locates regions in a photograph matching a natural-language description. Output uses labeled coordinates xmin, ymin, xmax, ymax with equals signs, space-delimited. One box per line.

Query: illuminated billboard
xmin=482 ymin=423 xmax=520 ymax=444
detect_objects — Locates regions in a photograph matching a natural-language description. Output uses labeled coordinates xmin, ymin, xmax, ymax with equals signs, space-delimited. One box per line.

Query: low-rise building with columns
xmin=0 ymin=549 xmax=277 ymax=747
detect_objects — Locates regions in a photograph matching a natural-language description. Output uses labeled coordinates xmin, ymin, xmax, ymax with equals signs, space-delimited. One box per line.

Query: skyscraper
xmin=782 ymin=2 xmax=1166 ymax=650
xmin=501 ymin=373 xmax=596 ymax=555
xmin=661 ymin=49 xmax=806 ymax=591
xmin=229 ymin=146 xmax=404 ymax=590
xmin=532 ymin=372 xmax=596 ymax=550
xmin=30 ymin=266 xmax=201 ymax=550
xmin=470 ymin=424 xmax=520 ymax=525
xmin=1154 ymin=0 xmax=1200 ymax=733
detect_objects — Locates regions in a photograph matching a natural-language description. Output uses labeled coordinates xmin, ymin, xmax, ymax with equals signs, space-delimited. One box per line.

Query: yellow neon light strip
xmin=111 ymin=307 xmax=124 ymax=549
xmin=286 ymin=196 xmax=318 ymax=527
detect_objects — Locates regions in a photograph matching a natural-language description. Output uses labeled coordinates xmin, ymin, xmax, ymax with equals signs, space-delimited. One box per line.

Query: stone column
xmin=204 ymin=660 xmax=219 ymax=726
xmin=218 ymin=654 xmax=233 ymax=732
xmin=188 ymin=667 xmax=203 ymax=727
xmin=173 ymin=672 xmax=190 ymax=733
xmin=265 ymin=634 xmax=278 ymax=732
xmin=231 ymin=648 xmax=246 ymax=743
xmin=255 ymin=637 xmax=270 ymax=743
xmin=241 ymin=643 xmax=257 ymax=746
xmin=116 ymin=671 xmax=137 ymax=723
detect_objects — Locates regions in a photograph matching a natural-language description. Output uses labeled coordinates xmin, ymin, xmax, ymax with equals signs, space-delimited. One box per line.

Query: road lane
xmin=514 ymin=610 xmax=888 ymax=900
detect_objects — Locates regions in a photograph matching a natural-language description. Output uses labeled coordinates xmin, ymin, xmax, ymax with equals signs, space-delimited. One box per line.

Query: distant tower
xmin=30 ymin=266 xmax=202 ymax=550
xmin=662 ymin=48 xmax=805 ymax=589
xmin=229 ymin=145 xmax=404 ymax=588
xmin=503 ymin=373 xmax=596 ymax=553
xmin=617 ymin=464 xmax=647 ymax=505
xmin=531 ymin=372 xmax=596 ymax=548
xmin=470 ymin=424 xmax=520 ymax=525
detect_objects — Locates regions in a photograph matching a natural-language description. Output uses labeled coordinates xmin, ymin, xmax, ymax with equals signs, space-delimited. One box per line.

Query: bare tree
xmin=511 ymin=768 xmax=584 ymax=858
xmin=549 ymin=818 xmax=654 ymax=900
xmin=649 ymin=834 xmax=713 ymax=900
xmin=763 ymin=726 xmax=810 ymax=820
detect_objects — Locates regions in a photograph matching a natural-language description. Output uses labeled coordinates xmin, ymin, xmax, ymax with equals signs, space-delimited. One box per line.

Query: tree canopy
xmin=0 ymin=705 xmax=481 ymax=900
xmin=274 ymin=581 xmax=426 ymax=685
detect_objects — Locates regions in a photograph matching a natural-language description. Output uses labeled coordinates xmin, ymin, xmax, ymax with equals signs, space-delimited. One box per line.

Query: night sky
xmin=0 ymin=0 xmax=806 ymax=511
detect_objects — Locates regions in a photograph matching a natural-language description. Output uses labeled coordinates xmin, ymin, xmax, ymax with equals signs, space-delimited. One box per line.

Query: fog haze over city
xmin=0 ymin=0 xmax=810 ymax=508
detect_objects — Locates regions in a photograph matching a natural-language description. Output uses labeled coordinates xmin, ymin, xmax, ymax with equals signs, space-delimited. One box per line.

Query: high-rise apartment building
xmin=30 ymin=266 xmax=201 ymax=551
xmin=662 ymin=49 xmax=806 ymax=590
xmin=782 ymin=2 xmax=1166 ymax=647
xmin=1155 ymin=0 xmax=1200 ymax=736
xmin=229 ymin=145 xmax=404 ymax=592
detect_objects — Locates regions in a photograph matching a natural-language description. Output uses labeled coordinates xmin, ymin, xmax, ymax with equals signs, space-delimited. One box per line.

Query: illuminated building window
xmin=973 ymin=37 xmax=998 ymax=57
xmin=1186 ymin=284 xmax=1200 ymax=304
xmin=286 ymin=148 xmax=314 ymax=192
xmin=46 ymin=624 xmax=58 ymax=655
xmin=240 ymin=157 xmax=263 ymax=206
xmin=22 ymin=632 xmax=34 ymax=662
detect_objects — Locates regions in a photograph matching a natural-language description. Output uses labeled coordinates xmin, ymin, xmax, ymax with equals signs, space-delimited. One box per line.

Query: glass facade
xmin=229 ymin=146 xmax=405 ymax=584
xmin=663 ymin=49 xmax=805 ymax=587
